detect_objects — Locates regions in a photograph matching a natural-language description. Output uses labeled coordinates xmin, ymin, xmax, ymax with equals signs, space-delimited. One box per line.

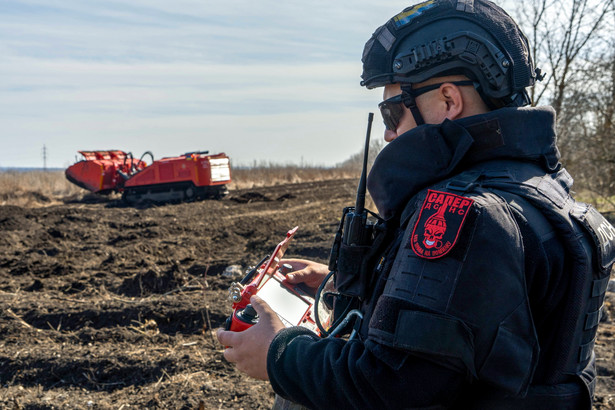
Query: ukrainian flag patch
xmin=393 ymin=1 xmax=437 ymax=28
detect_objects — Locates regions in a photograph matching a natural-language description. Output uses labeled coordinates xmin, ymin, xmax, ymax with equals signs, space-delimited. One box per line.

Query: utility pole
xmin=42 ymin=144 xmax=48 ymax=171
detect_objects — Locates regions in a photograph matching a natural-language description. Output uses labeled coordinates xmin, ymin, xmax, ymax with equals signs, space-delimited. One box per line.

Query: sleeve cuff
xmin=267 ymin=326 xmax=320 ymax=394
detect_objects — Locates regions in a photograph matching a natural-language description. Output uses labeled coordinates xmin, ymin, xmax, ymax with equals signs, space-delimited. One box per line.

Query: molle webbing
xmin=447 ymin=163 xmax=614 ymax=385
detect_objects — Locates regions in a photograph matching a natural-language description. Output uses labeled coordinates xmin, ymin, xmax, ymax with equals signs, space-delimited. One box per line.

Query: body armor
xmin=367 ymin=160 xmax=614 ymax=408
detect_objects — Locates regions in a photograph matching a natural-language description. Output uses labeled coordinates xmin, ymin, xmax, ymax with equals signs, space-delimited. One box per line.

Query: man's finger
xmin=223 ymin=346 xmax=237 ymax=363
xmin=216 ymin=328 xmax=236 ymax=347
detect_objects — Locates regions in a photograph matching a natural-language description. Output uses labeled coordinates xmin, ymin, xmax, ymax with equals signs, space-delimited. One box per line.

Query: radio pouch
xmin=334 ymin=219 xmax=388 ymax=299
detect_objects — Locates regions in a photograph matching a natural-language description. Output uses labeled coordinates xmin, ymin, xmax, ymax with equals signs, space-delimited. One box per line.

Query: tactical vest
xmin=389 ymin=159 xmax=615 ymax=408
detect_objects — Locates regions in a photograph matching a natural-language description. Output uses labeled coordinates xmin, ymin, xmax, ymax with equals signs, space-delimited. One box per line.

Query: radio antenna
xmin=354 ymin=112 xmax=373 ymax=215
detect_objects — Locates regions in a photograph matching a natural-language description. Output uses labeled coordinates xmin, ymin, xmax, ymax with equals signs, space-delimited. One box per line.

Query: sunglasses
xmin=378 ymin=80 xmax=475 ymax=130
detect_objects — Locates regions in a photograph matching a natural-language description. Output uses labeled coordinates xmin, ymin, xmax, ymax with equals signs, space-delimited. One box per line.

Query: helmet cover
xmin=361 ymin=0 xmax=539 ymax=105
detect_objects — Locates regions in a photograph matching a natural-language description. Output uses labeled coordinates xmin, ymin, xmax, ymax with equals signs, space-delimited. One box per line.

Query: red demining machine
xmin=65 ymin=150 xmax=231 ymax=204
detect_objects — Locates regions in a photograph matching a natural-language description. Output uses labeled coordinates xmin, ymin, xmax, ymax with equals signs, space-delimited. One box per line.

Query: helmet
xmin=361 ymin=0 xmax=541 ymax=107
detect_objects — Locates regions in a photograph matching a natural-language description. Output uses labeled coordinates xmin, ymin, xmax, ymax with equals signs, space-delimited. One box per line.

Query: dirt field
xmin=0 ymin=179 xmax=614 ymax=409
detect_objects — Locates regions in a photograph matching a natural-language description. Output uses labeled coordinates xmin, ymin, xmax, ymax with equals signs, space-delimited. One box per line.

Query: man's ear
xmin=439 ymin=83 xmax=464 ymax=120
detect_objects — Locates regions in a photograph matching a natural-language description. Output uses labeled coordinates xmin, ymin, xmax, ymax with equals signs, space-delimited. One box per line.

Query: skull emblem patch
xmin=411 ymin=190 xmax=474 ymax=259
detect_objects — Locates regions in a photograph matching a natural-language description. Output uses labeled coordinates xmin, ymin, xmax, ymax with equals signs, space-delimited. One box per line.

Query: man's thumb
xmin=285 ymin=271 xmax=303 ymax=283
xmin=250 ymin=295 xmax=272 ymax=316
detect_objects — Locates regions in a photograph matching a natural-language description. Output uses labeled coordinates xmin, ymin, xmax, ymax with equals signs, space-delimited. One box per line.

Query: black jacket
xmin=266 ymin=107 xmax=614 ymax=409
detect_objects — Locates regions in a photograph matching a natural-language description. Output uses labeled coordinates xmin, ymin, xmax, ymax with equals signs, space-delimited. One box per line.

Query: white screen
xmin=258 ymin=278 xmax=310 ymax=327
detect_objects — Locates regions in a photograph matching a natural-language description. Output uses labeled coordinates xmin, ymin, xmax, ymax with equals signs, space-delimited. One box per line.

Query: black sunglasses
xmin=378 ymin=80 xmax=475 ymax=130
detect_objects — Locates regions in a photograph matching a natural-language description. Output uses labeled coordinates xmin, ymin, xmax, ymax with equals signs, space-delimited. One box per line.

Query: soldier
xmin=217 ymin=1 xmax=615 ymax=408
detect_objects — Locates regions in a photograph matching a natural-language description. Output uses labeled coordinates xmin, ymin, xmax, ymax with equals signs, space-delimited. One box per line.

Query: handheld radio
xmin=327 ymin=112 xmax=380 ymax=298
xmin=315 ymin=113 xmax=384 ymax=337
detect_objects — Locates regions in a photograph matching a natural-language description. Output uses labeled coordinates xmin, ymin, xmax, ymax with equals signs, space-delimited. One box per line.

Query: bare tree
xmin=574 ymin=46 xmax=615 ymax=201
xmin=516 ymin=0 xmax=550 ymax=105
xmin=512 ymin=0 xmax=615 ymax=202
xmin=514 ymin=0 xmax=613 ymax=110
xmin=547 ymin=0 xmax=612 ymax=114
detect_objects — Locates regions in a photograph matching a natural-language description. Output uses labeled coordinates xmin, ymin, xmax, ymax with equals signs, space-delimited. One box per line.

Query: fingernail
xmin=287 ymin=274 xmax=294 ymax=280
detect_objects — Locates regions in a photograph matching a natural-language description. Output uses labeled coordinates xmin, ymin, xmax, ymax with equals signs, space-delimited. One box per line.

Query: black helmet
xmin=361 ymin=0 xmax=541 ymax=107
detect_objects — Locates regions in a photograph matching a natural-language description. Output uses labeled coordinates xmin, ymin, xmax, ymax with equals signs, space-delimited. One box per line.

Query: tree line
xmin=515 ymin=0 xmax=615 ymax=206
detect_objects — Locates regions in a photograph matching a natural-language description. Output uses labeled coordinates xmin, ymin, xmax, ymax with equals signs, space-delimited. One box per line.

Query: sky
xmin=0 ymin=0 xmax=512 ymax=169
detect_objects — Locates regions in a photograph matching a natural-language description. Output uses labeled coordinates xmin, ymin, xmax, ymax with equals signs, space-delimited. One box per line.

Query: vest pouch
xmin=334 ymin=242 xmax=372 ymax=297
xmin=461 ymin=380 xmax=586 ymax=410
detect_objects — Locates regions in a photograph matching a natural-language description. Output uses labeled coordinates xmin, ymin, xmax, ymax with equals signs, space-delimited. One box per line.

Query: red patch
xmin=410 ymin=190 xmax=474 ymax=259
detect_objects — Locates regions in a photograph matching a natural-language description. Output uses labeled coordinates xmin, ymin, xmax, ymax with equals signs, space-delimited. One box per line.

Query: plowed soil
xmin=0 ymin=179 xmax=613 ymax=409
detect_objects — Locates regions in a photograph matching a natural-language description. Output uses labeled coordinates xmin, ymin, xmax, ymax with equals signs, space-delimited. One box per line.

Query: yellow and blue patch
xmin=393 ymin=1 xmax=437 ymax=28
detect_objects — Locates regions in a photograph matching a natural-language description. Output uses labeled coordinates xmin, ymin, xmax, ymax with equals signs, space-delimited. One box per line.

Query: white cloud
xmin=0 ymin=0 xmax=514 ymax=168
xmin=0 ymin=56 xmax=383 ymax=168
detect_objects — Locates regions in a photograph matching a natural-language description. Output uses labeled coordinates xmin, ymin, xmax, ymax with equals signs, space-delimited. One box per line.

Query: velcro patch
xmin=410 ymin=190 xmax=474 ymax=259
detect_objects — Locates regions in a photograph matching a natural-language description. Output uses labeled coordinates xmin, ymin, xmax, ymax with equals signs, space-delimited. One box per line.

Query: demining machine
xmin=65 ymin=150 xmax=231 ymax=203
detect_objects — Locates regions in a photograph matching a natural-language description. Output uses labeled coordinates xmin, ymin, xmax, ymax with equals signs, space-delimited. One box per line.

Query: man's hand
xmin=216 ymin=295 xmax=286 ymax=380
xmin=280 ymin=258 xmax=330 ymax=294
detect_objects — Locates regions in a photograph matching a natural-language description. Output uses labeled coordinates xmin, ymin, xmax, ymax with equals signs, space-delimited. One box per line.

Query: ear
xmin=439 ymin=83 xmax=464 ymax=120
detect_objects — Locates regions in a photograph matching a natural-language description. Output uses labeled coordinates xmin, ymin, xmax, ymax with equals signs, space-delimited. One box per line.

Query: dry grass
xmin=0 ymin=165 xmax=361 ymax=208
xmin=575 ymin=190 xmax=615 ymax=215
xmin=4 ymin=166 xmax=612 ymax=217
xmin=228 ymin=165 xmax=359 ymax=190
xmin=0 ymin=170 xmax=85 ymax=208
